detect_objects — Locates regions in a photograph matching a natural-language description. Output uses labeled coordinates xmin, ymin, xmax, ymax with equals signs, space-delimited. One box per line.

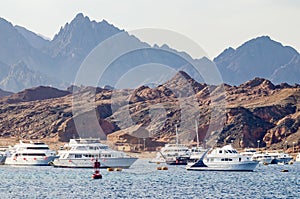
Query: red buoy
xmin=92 ymin=159 xmax=102 ymax=179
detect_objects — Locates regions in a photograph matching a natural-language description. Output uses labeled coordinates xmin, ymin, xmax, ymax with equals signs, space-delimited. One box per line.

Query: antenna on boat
xmin=195 ymin=120 xmax=199 ymax=148
xmin=175 ymin=125 xmax=179 ymax=145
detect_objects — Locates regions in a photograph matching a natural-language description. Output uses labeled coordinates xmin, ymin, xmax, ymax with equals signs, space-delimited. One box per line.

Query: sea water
xmin=0 ymin=159 xmax=299 ymax=199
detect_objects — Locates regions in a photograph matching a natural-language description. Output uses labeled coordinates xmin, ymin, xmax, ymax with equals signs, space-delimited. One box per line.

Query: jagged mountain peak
xmin=239 ymin=77 xmax=275 ymax=89
xmin=49 ymin=13 xmax=122 ymax=58
xmin=163 ymin=71 xmax=207 ymax=96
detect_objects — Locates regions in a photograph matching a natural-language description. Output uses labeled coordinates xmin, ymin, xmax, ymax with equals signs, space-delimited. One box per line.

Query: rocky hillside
xmin=0 ymin=88 xmax=13 ymax=98
xmin=0 ymin=72 xmax=299 ymax=151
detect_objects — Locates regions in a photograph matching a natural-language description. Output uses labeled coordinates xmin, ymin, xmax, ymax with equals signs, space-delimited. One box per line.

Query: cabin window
xmin=75 ymin=154 xmax=82 ymax=158
xmin=219 ymin=150 xmax=222 ymax=154
xmin=26 ymin=147 xmax=49 ymax=150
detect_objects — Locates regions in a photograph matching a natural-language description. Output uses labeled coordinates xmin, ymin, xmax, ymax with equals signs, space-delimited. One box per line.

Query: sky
xmin=0 ymin=0 xmax=299 ymax=59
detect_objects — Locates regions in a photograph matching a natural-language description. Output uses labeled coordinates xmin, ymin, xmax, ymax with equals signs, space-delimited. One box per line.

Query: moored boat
xmin=267 ymin=151 xmax=293 ymax=164
xmin=150 ymin=125 xmax=191 ymax=165
xmin=187 ymin=145 xmax=258 ymax=171
xmin=51 ymin=138 xmax=137 ymax=168
xmin=5 ymin=140 xmax=58 ymax=166
xmin=251 ymin=152 xmax=273 ymax=164
xmin=152 ymin=143 xmax=190 ymax=165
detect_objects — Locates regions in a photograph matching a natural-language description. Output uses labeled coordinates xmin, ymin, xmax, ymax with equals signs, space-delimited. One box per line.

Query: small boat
xmin=51 ymin=138 xmax=137 ymax=168
xmin=187 ymin=145 xmax=258 ymax=171
xmin=267 ymin=151 xmax=293 ymax=164
xmin=5 ymin=140 xmax=58 ymax=166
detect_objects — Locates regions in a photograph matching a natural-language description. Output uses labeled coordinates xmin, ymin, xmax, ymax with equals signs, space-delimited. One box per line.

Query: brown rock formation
xmin=0 ymin=72 xmax=299 ymax=151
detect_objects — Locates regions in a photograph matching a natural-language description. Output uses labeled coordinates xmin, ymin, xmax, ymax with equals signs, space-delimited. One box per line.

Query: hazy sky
xmin=0 ymin=0 xmax=299 ymax=58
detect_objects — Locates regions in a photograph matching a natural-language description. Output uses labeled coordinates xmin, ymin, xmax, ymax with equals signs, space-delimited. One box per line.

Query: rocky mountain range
xmin=0 ymin=13 xmax=299 ymax=92
xmin=214 ymin=36 xmax=300 ymax=85
xmin=0 ymin=72 xmax=299 ymax=152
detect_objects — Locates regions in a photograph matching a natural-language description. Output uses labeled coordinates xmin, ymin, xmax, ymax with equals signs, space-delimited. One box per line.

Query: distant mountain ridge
xmin=0 ymin=14 xmax=299 ymax=92
xmin=214 ymin=36 xmax=300 ymax=85
xmin=0 ymin=87 xmax=13 ymax=98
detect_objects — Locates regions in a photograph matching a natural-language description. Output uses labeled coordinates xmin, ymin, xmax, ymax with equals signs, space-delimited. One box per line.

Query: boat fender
xmin=107 ymin=168 xmax=114 ymax=172
xmin=263 ymin=162 xmax=268 ymax=165
xmin=114 ymin=168 xmax=122 ymax=171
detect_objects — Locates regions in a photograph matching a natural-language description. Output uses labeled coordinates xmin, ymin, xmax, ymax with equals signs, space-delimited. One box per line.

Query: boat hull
xmin=271 ymin=157 xmax=293 ymax=164
xmin=52 ymin=157 xmax=138 ymax=168
xmin=0 ymin=155 xmax=6 ymax=165
xmin=187 ymin=161 xmax=258 ymax=171
xmin=254 ymin=157 xmax=273 ymax=164
xmin=166 ymin=156 xmax=190 ymax=165
xmin=5 ymin=156 xmax=58 ymax=166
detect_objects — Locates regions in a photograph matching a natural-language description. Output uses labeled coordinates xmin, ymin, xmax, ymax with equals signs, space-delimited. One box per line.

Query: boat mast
xmin=176 ymin=125 xmax=179 ymax=145
xmin=195 ymin=120 xmax=199 ymax=147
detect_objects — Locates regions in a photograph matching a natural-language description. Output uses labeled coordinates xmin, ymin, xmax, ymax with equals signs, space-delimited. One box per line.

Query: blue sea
xmin=0 ymin=159 xmax=299 ymax=199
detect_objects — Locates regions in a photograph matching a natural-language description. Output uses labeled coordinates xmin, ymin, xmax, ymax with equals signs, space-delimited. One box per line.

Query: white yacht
xmin=160 ymin=143 xmax=190 ymax=165
xmin=51 ymin=138 xmax=137 ymax=168
xmin=150 ymin=126 xmax=190 ymax=165
xmin=5 ymin=140 xmax=58 ymax=166
xmin=187 ymin=145 xmax=258 ymax=171
xmin=267 ymin=151 xmax=293 ymax=164
xmin=240 ymin=148 xmax=257 ymax=158
xmin=251 ymin=152 xmax=273 ymax=164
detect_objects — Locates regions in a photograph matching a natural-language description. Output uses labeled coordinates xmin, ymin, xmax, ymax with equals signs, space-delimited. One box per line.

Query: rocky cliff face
xmin=0 ymin=73 xmax=299 ymax=151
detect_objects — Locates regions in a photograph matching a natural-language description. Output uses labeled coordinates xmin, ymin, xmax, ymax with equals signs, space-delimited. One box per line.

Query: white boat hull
xmin=255 ymin=157 xmax=273 ymax=164
xmin=52 ymin=157 xmax=138 ymax=168
xmin=5 ymin=156 xmax=58 ymax=166
xmin=187 ymin=161 xmax=258 ymax=171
